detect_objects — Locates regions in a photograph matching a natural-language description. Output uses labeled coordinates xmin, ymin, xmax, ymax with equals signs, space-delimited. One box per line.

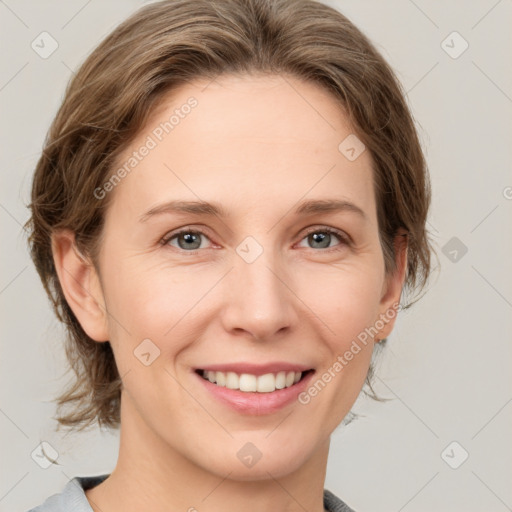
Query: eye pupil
xmin=178 ymin=232 xmax=201 ymax=250
xmin=309 ymin=232 xmax=330 ymax=249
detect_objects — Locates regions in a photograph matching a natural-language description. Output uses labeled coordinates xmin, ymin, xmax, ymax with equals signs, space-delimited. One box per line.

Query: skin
xmin=52 ymin=73 xmax=407 ymax=512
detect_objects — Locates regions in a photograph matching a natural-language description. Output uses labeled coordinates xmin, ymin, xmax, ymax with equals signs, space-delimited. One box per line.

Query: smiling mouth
xmin=195 ymin=369 xmax=315 ymax=393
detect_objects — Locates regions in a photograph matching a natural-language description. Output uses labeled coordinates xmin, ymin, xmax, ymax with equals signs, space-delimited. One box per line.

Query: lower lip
xmin=194 ymin=370 xmax=316 ymax=415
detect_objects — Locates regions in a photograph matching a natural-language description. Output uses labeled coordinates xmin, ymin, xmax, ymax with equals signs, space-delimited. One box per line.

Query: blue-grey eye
xmin=297 ymin=227 xmax=347 ymax=250
xmin=169 ymin=231 xmax=206 ymax=250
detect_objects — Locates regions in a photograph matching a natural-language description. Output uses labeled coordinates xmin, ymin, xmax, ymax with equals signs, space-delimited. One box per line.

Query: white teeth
xmin=257 ymin=373 xmax=276 ymax=393
xmin=226 ymin=371 xmax=238 ymax=389
xmin=201 ymin=370 xmax=303 ymax=392
xmin=215 ymin=371 xmax=226 ymax=387
xmin=275 ymin=371 xmax=286 ymax=389
xmin=239 ymin=374 xmax=257 ymax=392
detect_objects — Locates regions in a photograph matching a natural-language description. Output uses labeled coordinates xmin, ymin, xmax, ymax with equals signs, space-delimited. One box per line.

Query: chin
xmin=194 ymin=435 xmax=316 ymax=482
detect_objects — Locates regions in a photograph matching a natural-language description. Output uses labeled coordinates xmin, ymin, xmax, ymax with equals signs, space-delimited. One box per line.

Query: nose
xmin=220 ymin=250 xmax=298 ymax=341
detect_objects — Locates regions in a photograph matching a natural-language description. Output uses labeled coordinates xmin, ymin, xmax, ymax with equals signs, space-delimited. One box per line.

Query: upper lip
xmin=195 ymin=362 xmax=314 ymax=376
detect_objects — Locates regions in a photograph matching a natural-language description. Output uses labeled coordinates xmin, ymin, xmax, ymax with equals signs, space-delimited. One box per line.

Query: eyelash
xmin=159 ymin=225 xmax=351 ymax=254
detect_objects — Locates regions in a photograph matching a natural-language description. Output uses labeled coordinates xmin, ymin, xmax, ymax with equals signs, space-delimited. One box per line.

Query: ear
xmin=375 ymin=228 xmax=408 ymax=341
xmin=51 ymin=229 xmax=109 ymax=342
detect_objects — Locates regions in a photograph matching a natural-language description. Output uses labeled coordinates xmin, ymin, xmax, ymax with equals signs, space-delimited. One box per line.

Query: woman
xmin=25 ymin=0 xmax=434 ymax=510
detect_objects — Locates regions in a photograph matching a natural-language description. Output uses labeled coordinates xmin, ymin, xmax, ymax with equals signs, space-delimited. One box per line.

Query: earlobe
xmin=375 ymin=229 xmax=409 ymax=341
xmin=51 ymin=229 xmax=109 ymax=342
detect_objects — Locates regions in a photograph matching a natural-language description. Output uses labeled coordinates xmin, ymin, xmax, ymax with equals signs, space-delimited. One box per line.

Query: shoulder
xmin=26 ymin=474 xmax=110 ymax=512
xmin=324 ymin=488 xmax=357 ymax=512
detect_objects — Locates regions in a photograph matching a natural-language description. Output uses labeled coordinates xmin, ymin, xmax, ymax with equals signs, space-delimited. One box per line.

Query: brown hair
xmin=25 ymin=0 xmax=437 ymax=432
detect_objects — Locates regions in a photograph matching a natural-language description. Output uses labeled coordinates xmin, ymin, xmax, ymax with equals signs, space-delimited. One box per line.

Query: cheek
xmin=295 ymin=261 xmax=383 ymax=345
xmin=103 ymin=260 xmax=212 ymax=362
xmin=103 ymin=256 xmax=190 ymax=326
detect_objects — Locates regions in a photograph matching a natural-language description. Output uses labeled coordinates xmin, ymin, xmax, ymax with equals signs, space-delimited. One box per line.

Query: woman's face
xmin=86 ymin=74 xmax=405 ymax=479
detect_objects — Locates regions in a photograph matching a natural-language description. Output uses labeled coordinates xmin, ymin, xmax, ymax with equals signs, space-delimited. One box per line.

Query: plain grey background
xmin=1 ymin=1 xmax=511 ymax=511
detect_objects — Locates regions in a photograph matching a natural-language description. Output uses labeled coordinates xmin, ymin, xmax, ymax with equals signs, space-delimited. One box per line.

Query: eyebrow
xmin=139 ymin=198 xmax=368 ymax=223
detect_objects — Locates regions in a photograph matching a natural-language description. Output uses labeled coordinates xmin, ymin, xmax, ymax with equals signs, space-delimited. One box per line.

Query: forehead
xmin=106 ymin=74 xmax=376 ymax=223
